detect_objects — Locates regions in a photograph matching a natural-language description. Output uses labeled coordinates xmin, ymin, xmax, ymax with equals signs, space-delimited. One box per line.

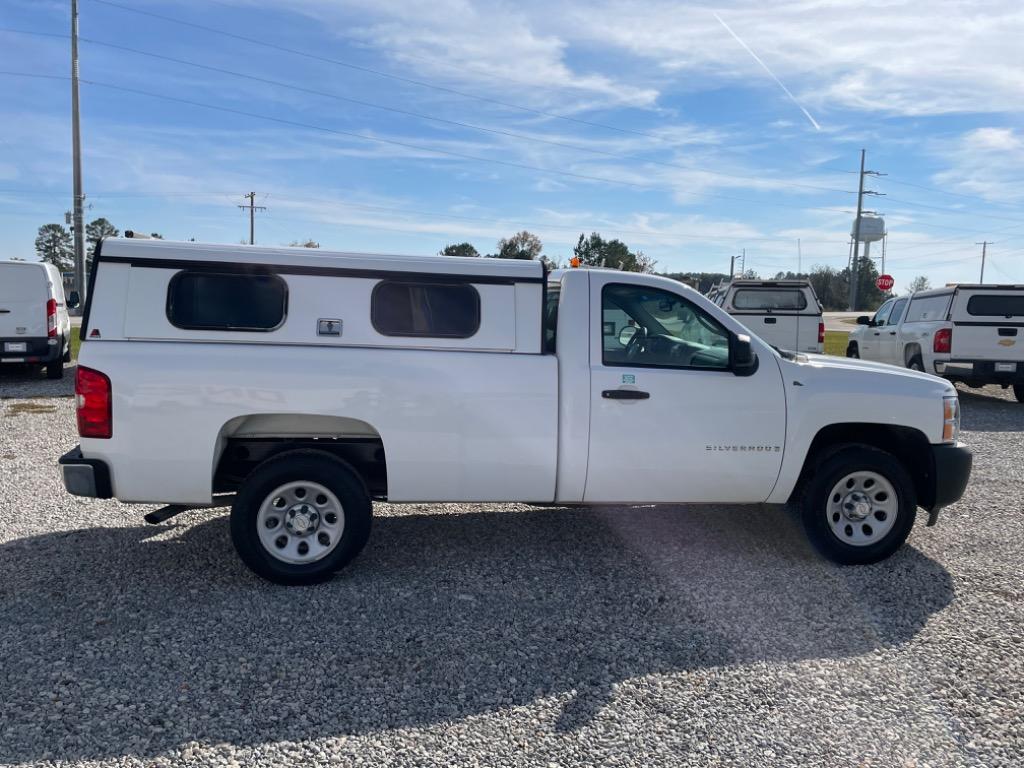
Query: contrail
xmin=713 ymin=12 xmax=821 ymax=131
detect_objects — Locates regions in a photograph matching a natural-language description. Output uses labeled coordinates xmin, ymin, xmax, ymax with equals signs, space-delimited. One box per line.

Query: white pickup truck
xmin=847 ymin=284 xmax=1024 ymax=402
xmin=60 ymin=239 xmax=971 ymax=584
xmin=710 ymin=279 xmax=824 ymax=354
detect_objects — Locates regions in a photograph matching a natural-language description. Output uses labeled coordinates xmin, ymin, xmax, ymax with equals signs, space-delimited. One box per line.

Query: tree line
xmin=34 ymin=219 xmax=162 ymax=274
xmin=440 ymin=231 xmax=656 ymax=273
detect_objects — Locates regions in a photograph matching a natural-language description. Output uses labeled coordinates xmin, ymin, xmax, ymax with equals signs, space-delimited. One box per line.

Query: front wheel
xmin=230 ymin=450 xmax=372 ymax=585
xmin=801 ymin=446 xmax=917 ymax=565
xmin=46 ymin=360 xmax=64 ymax=379
xmin=846 ymin=343 xmax=859 ymax=359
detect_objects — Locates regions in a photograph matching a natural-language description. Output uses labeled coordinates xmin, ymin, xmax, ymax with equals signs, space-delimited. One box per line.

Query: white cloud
xmin=931 ymin=127 xmax=1024 ymax=203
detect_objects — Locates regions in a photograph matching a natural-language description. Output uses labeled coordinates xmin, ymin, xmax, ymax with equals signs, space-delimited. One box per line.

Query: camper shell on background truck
xmin=710 ymin=279 xmax=824 ymax=354
xmin=60 ymin=238 xmax=971 ymax=584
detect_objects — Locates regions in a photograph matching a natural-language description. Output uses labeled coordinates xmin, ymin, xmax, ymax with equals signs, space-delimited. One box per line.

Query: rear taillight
xmin=818 ymin=321 xmax=825 ymax=345
xmin=76 ymin=366 xmax=112 ymax=439
xmin=46 ymin=298 xmax=57 ymax=338
xmin=934 ymin=328 xmax=952 ymax=354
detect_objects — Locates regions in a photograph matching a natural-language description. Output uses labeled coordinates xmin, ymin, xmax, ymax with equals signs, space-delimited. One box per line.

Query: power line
xmin=0 ymin=184 xmax=852 ymax=245
xmin=0 ymin=28 xmax=855 ymax=197
xmin=83 ymin=0 xmax=675 ymax=143
xmin=883 ymin=176 xmax=1020 ymax=208
xmin=0 ymin=70 xmax=859 ymax=216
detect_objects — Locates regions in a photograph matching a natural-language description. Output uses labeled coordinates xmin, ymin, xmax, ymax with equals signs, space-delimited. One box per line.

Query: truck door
xmin=585 ymin=275 xmax=787 ymax=504
xmin=858 ymin=299 xmax=894 ymax=361
xmin=876 ymin=298 xmax=907 ymax=365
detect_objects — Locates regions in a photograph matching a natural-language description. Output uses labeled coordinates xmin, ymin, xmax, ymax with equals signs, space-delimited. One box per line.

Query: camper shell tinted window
xmin=167 ymin=271 xmax=287 ymax=331
xmin=965 ymin=294 xmax=1024 ymax=318
xmin=371 ymin=280 xmax=480 ymax=338
xmin=731 ymin=289 xmax=808 ymax=311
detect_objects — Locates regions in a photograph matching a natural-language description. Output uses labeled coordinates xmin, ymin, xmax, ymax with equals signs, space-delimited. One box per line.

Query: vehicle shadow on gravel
xmin=955 ymin=387 xmax=1024 ymax=431
xmin=0 ymin=362 xmax=76 ymax=399
xmin=0 ymin=505 xmax=953 ymax=763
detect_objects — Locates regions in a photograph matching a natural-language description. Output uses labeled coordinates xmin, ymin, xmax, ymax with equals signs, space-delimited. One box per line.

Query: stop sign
xmin=876 ymin=274 xmax=894 ymax=291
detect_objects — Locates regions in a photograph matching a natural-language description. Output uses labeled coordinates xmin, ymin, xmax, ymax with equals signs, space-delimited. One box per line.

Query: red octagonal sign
xmin=876 ymin=274 xmax=895 ymax=291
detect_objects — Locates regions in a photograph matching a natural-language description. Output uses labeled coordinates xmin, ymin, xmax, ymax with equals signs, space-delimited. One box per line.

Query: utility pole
xmin=729 ymin=254 xmax=735 ymax=278
xmin=797 ymin=238 xmax=802 ymax=275
xmin=70 ymin=0 xmax=86 ymax=301
xmin=976 ymin=241 xmax=990 ymax=283
xmin=238 ymin=192 xmax=266 ymax=245
xmin=847 ymin=149 xmax=885 ymax=311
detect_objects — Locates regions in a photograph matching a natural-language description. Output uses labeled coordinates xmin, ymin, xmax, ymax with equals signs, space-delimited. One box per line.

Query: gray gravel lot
xmin=1 ymin=365 xmax=1023 ymax=767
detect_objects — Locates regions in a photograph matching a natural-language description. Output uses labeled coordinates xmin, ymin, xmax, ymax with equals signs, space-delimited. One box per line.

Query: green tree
xmin=905 ymin=275 xmax=931 ymax=295
xmin=573 ymin=232 xmax=655 ymax=273
xmin=35 ymin=223 xmax=73 ymax=272
xmin=85 ymin=217 xmax=119 ymax=274
xmin=289 ymin=239 xmax=319 ymax=248
xmin=494 ymin=231 xmax=543 ymax=260
xmin=86 ymin=217 xmax=118 ymax=252
xmin=440 ymin=242 xmax=480 ymax=258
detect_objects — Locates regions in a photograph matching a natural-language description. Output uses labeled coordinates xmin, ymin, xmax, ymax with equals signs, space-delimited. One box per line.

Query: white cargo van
xmin=0 ymin=261 xmax=74 ymax=379
xmin=712 ymin=279 xmax=824 ymax=354
xmin=847 ymin=285 xmax=1024 ymax=402
xmin=60 ymin=239 xmax=971 ymax=584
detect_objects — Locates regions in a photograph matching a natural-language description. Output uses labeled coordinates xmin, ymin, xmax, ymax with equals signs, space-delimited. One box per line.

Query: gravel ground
xmin=1 ymin=366 xmax=1023 ymax=767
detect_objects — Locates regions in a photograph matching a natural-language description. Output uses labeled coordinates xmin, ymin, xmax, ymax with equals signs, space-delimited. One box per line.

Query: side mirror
xmin=856 ymin=315 xmax=871 ymax=325
xmin=67 ymin=291 xmax=80 ymax=309
xmin=618 ymin=326 xmax=637 ymax=346
xmin=731 ymin=333 xmax=759 ymax=377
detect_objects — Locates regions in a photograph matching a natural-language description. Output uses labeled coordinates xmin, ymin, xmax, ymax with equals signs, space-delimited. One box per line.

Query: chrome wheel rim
xmin=257 ymin=481 xmax=345 ymax=564
xmin=827 ymin=471 xmax=898 ymax=546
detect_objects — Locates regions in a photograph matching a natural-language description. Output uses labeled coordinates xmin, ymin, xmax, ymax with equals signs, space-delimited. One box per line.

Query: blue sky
xmin=1 ymin=0 xmax=1022 ymax=289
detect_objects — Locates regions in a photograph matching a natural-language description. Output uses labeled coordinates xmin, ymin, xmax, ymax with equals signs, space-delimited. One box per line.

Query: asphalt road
xmin=1 ymin=364 xmax=1022 ymax=767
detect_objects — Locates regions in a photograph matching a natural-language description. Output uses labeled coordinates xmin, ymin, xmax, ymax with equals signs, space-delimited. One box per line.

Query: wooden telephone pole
xmin=238 ymin=192 xmax=267 ymax=245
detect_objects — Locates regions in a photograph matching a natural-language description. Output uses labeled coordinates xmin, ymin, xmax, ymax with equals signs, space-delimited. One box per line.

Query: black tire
xmin=907 ymin=355 xmax=924 ymax=372
xmin=801 ymin=445 xmax=917 ymax=565
xmin=46 ymin=360 xmax=64 ymax=379
xmin=1014 ymin=383 xmax=1024 ymax=403
xmin=230 ymin=450 xmax=372 ymax=585
xmin=846 ymin=343 xmax=859 ymax=359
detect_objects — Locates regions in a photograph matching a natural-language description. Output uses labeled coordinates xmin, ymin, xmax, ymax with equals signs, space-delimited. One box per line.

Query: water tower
xmin=852 ymin=214 xmax=886 ymax=261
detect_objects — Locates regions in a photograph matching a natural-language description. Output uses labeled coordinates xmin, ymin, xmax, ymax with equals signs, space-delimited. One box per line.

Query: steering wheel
xmin=625 ymin=325 xmax=647 ymax=360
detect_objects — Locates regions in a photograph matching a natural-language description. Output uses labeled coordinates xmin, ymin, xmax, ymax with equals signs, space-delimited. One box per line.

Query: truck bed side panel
xmin=79 ymin=341 xmax=558 ymax=504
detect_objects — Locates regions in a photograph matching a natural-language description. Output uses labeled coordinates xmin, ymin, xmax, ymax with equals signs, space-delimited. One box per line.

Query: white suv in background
xmin=847 ymin=284 xmax=1024 ymax=402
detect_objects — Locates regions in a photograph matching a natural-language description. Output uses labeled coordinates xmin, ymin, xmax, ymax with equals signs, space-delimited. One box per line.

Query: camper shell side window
xmin=167 ymin=271 xmax=288 ymax=332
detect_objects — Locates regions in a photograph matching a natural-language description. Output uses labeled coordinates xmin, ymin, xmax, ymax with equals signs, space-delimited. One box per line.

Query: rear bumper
xmin=935 ymin=359 xmax=1024 ymax=385
xmin=928 ymin=443 xmax=972 ymax=512
xmin=59 ymin=446 xmax=113 ymax=499
xmin=0 ymin=336 xmax=62 ymax=363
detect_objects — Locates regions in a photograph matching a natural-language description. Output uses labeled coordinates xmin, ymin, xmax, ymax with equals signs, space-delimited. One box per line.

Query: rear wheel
xmin=907 ymin=355 xmax=924 ymax=372
xmin=801 ymin=445 xmax=917 ymax=565
xmin=1014 ymin=383 xmax=1024 ymax=403
xmin=46 ymin=360 xmax=64 ymax=379
xmin=230 ymin=451 xmax=372 ymax=585
xmin=846 ymin=343 xmax=859 ymax=359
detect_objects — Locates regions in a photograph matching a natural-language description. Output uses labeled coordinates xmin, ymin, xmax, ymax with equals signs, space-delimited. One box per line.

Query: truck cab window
xmin=602 ymin=283 xmax=729 ymax=370
xmin=889 ymin=298 xmax=908 ymax=326
xmin=872 ymin=300 xmax=894 ymax=327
